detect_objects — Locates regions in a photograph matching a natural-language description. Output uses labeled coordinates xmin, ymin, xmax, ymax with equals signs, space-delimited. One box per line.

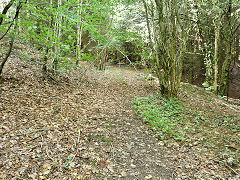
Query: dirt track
xmin=0 ymin=59 xmax=238 ymax=179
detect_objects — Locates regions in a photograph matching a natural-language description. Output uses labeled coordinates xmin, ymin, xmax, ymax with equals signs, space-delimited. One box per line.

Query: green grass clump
xmin=133 ymin=96 xmax=187 ymax=141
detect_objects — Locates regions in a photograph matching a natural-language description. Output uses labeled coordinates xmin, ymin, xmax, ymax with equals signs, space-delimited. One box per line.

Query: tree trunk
xmin=0 ymin=0 xmax=15 ymax=26
xmin=76 ymin=0 xmax=84 ymax=65
xmin=234 ymin=28 xmax=239 ymax=62
xmin=152 ymin=0 xmax=187 ymax=98
xmin=213 ymin=26 xmax=220 ymax=93
xmin=219 ymin=42 xmax=232 ymax=96
xmin=0 ymin=0 xmax=23 ymax=75
xmin=0 ymin=37 xmax=14 ymax=75
xmin=52 ymin=0 xmax=62 ymax=74
xmin=42 ymin=47 xmax=49 ymax=73
xmin=218 ymin=0 xmax=233 ymax=96
xmin=142 ymin=0 xmax=152 ymax=47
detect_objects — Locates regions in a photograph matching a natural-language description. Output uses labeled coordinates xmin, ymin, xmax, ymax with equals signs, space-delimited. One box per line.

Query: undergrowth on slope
xmin=133 ymin=84 xmax=240 ymax=170
xmin=133 ymin=95 xmax=189 ymax=141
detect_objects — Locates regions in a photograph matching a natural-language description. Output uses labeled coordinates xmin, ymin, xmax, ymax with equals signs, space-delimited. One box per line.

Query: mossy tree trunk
xmin=219 ymin=41 xmax=233 ymax=96
xmin=213 ymin=25 xmax=220 ymax=93
xmin=218 ymin=0 xmax=233 ymax=96
xmin=148 ymin=0 xmax=188 ymax=98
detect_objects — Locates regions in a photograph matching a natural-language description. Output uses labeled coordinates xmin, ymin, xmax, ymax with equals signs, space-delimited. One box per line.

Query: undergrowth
xmin=133 ymin=87 xmax=239 ymax=169
xmin=133 ymin=95 xmax=189 ymax=141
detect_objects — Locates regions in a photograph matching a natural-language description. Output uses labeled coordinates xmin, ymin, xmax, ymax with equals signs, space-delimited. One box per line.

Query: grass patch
xmin=133 ymin=95 xmax=189 ymax=141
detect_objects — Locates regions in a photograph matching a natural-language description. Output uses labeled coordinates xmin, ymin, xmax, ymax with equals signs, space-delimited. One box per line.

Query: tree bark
xmin=141 ymin=0 xmax=152 ymax=47
xmin=152 ymin=0 xmax=187 ymax=98
xmin=76 ymin=0 xmax=84 ymax=65
xmin=0 ymin=36 xmax=14 ymax=75
xmin=42 ymin=47 xmax=49 ymax=73
xmin=0 ymin=0 xmax=23 ymax=75
xmin=219 ymin=44 xmax=232 ymax=96
xmin=52 ymin=0 xmax=62 ymax=73
xmin=218 ymin=0 xmax=233 ymax=96
xmin=213 ymin=26 xmax=220 ymax=93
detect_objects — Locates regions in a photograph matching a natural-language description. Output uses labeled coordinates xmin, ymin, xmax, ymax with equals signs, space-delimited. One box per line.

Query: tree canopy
xmin=0 ymin=0 xmax=239 ymax=98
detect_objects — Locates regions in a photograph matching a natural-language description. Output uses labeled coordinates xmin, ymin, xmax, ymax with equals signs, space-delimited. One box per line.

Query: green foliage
xmin=133 ymin=96 xmax=187 ymax=140
xmin=20 ymin=52 xmax=31 ymax=62
xmin=216 ymin=116 xmax=239 ymax=133
xmin=220 ymin=147 xmax=238 ymax=166
xmin=55 ymin=57 xmax=75 ymax=73
xmin=16 ymin=0 xmax=118 ymax=73
xmin=202 ymin=81 xmax=215 ymax=91
xmin=0 ymin=0 xmax=150 ymax=74
xmin=80 ymin=53 xmax=96 ymax=62
xmin=194 ymin=112 xmax=208 ymax=125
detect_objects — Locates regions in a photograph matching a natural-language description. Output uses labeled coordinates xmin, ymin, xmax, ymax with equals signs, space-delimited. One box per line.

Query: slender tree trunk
xmin=235 ymin=29 xmax=239 ymax=62
xmin=42 ymin=47 xmax=49 ymax=73
xmin=142 ymin=0 xmax=152 ymax=47
xmin=142 ymin=0 xmax=156 ymax=69
xmin=213 ymin=25 xmax=220 ymax=93
xmin=0 ymin=0 xmax=15 ymax=26
xmin=52 ymin=0 xmax=62 ymax=73
xmin=0 ymin=0 xmax=23 ymax=75
xmin=0 ymin=36 xmax=14 ymax=75
xmin=219 ymin=44 xmax=232 ymax=96
xmin=154 ymin=0 xmax=169 ymax=96
xmin=76 ymin=0 xmax=84 ymax=65
xmin=98 ymin=48 xmax=107 ymax=71
xmin=42 ymin=0 xmax=53 ymax=73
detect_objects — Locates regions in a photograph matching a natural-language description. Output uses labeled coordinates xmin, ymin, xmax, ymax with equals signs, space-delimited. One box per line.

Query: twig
xmin=115 ymin=48 xmax=138 ymax=72
xmin=225 ymin=163 xmax=238 ymax=175
xmin=77 ymin=129 xmax=81 ymax=143
xmin=27 ymin=135 xmax=41 ymax=143
xmin=46 ymin=146 xmax=54 ymax=161
xmin=40 ymin=134 xmax=44 ymax=149
xmin=70 ymin=136 xmax=77 ymax=149
xmin=71 ymin=128 xmax=81 ymax=162
xmin=28 ymin=145 xmax=40 ymax=152
xmin=221 ymin=102 xmax=240 ymax=112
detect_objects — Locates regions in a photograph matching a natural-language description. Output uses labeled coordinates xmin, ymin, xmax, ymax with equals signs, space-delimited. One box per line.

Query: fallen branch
xmin=77 ymin=128 xmax=81 ymax=143
xmin=46 ymin=146 xmax=54 ymax=161
xmin=115 ymin=48 xmax=138 ymax=72
xmin=225 ymin=163 xmax=238 ymax=175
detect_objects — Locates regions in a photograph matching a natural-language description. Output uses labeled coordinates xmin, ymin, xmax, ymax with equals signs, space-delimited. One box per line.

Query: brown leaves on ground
xmin=0 ymin=58 xmax=239 ymax=179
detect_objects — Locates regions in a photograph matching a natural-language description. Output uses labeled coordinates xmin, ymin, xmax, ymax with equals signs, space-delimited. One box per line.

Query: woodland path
xmin=0 ymin=59 xmax=236 ymax=179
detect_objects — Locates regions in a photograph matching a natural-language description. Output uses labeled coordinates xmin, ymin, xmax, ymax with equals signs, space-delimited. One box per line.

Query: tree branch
xmin=0 ymin=0 xmax=16 ymax=26
xmin=0 ymin=0 xmax=23 ymax=41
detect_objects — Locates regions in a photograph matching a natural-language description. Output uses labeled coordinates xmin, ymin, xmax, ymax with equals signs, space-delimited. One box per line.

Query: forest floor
xmin=0 ymin=55 xmax=240 ymax=179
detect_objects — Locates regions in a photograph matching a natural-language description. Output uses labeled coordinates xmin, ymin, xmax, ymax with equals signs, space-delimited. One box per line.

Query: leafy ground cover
xmin=133 ymin=96 xmax=187 ymax=141
xmin=133 ymin=79 xmax=240 ymax=177
xmin=133 ymin=92 xmax=240 ymax=175
xmin=0 ymin=56 xmax=239 ymax=179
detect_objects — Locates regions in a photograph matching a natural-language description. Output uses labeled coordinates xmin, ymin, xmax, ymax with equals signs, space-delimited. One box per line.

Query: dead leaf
xmin=145 ymin=174 xmax=152 ymax=179
xmin=98 ymin=161 xmax=107 ymax=167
